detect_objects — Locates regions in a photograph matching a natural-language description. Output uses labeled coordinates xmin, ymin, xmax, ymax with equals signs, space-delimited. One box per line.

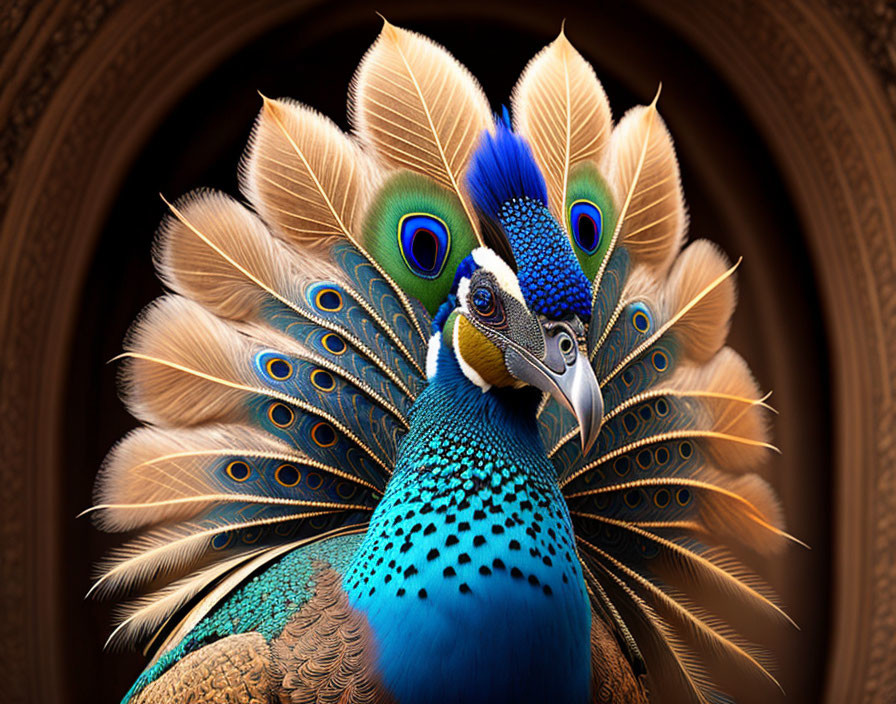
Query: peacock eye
xmin=398 ymin=213 xmax=451 ymax=278
xmin=569 ymin=200 xmax=603 ymax=254
xmin=471 ymin=287 xmax=494 ymax=315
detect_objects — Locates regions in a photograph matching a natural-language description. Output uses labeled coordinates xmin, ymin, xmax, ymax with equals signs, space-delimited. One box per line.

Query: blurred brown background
xmin=0 ymin=0 xmax=894 ymax=702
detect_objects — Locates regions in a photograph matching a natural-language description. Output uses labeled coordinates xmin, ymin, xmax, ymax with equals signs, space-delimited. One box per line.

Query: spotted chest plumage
xmin=344 ymin=346 xmax=592 ymax=704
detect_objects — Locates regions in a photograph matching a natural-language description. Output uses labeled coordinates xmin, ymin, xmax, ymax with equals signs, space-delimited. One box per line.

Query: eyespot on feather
xmin=310 ymin=369 xmax=336 ymax=392
xmin=630 ymin=302 xmax=652 ymax=333
xmin=310 ymin=422 xmax=337 ymax=447
xmin=275 ymin=463 xmax=301 ymax=487
xmin=568 ymin=200 xmax=602 ymax=254
xmin=398 ymin=213 xmax=451 ymax=279
xmin=211 ymin=532 xmax=233 ymax=550
xmin=307 ymin=283 xmax=344 ymax=312
xmin=268 ymin=402 xmax=295 ymax=428
xmin=306 ymin=472 xmax=324 ymax=490
xmin=225 ymin=460 xmax=252 ymax=482
xmin=361 ymin=171 xmax=478 ymax=314
xmin=321 ymin=333 xmax=347 ymax=355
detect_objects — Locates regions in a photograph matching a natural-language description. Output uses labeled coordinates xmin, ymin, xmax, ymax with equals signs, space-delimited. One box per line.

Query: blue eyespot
xmin=321 ymin=333 xmax=346 ymax=355
xmin=307 ymin=283 xmax=343 ymax=312
xmin=212 ymin=532 xmax=233 ymax=550
xmin=226 ymin=460 xmax=251 ymax=482
xmin=310 ymin=369 xmax=336 ymax=392
xmin=569 ymin=200 xmax=603 ymax=254
xmin=256 ymin=352 xmax=293 ymax=381
xmin=268 ymin=402 xmax=294 ymax=428
xmin=275 ymin=463 xmax=301 ymax=487
xmin=311 ymin=422 xmax=337 ymax=448
xmin=630 ymin=302 xmax=652 ymax=333
xmin=398 ymin=213 xmax=451 ymax=278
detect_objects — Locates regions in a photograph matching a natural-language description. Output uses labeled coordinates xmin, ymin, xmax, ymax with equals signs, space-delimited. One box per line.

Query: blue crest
xmin=466 ymin=114 xmax=592 ymax=320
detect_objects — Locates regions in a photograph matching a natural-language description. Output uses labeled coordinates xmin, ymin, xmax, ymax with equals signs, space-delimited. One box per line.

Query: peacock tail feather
xmin=88 ymin=19 xmax=797 ymax=704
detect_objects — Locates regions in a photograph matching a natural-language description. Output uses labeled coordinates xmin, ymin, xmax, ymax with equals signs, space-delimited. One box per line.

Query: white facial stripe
xmin=456 ymin=276 xmax=472 ymax=315
xmin=426 ymin=333 xmax=441 ymax=379
xmin=471 ymin=247 xmax=525 ymax=304
xmin=453 ymin=316 xmax=491 ymax=393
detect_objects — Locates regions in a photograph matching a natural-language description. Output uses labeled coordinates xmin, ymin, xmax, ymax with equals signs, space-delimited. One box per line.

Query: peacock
xmin=87 ymin=20 xmax=798 ymax=704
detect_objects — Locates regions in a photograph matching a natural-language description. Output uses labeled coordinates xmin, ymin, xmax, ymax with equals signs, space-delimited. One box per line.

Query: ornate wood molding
xmin=639 ymin=3 xmax=896 ymax=700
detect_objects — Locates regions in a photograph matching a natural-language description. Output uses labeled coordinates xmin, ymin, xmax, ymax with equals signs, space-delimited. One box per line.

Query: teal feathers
xmin=88 ymin=19 xmax=794 ymax=704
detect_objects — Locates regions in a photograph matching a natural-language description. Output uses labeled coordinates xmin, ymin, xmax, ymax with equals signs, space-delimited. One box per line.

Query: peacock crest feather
xmin=87 ymin=19 xmax=799 ymax=704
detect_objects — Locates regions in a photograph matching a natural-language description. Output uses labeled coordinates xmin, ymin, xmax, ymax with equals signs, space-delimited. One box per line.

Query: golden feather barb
xmin=351 ymin=19 xmax=491 ymax=244
xmin=512 ymin=28 xmax=612 ymax=223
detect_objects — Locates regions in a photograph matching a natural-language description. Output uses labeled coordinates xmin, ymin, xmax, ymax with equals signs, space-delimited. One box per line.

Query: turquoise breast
xmin=344 ymin=348 xmax=592 ymax=704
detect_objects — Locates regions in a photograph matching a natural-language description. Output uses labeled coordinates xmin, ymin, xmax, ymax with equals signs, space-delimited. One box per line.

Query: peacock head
xmin=431 ymin=247 xmax=602 ymax=453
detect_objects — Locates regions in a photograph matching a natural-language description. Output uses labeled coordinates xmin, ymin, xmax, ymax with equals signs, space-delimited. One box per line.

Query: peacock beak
xmin=504 ymin=321 xmax=603 ymax=455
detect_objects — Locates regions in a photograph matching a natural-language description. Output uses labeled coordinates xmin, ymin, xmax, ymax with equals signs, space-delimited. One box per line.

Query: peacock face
xmin=435 ymin=247 xmax=603 ymax=452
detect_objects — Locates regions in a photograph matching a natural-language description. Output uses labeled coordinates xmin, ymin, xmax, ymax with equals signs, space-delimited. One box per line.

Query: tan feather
xmin=587 ymin=544 xmax=781 ymax=693
xmin=566 ymin=471 xmax=791 ymax=555
xmin=240 ymin=97 xmax=429 ymax=343
xmin=580 ymin=554 xmax=715 ymax=704
xmin=159 ymin=191 xmax=424 ymax=387
xmin=600 ymin=243 xmax=737 ymax=387
xmin=121 ymin=295 xmax=256 ymax=427
xmin=350 ymin=19 xmax=490 ymax=244
xmin=106 ymin=550 xmax=266 ymax=648
xmin=594 ymin=93 xmax=685 ymax=299
xmin=579 ymin=516 xmax=791 ymax=626
xmin=240 ymin=97 xmax=373 ymax=252
xmin=511 ymin=28 xmax=612 ymax=223
xmin=661 ymin=241 xmax=736 ymax=363
xmin=89 ymin=508 xmax=346 ymax=598
xmin=672 ymin=349 xmax=770 ymax=470
xmin=157 ymin=191 xmax=303 ymax=321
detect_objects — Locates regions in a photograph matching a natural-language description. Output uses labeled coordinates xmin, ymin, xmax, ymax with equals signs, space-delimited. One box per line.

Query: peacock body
xmin=89 ymin=19 xmax=796 ymax=704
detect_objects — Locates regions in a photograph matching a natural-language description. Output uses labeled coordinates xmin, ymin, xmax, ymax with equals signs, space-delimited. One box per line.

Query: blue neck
xmin=344 ymin=346 xmax=591 ymax=704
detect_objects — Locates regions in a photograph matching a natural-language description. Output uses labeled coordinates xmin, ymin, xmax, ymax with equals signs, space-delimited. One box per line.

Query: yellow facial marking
xmin=456 ymin=316 xmax=516 ymax=388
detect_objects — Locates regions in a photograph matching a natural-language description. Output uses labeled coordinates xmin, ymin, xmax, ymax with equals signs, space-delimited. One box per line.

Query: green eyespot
xmin=362 ymin=171 xmax=478 ymax=314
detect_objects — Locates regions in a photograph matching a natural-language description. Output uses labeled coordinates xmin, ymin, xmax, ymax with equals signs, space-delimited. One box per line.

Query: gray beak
xmin=505 ymin=322 xmax=604 ymax=455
